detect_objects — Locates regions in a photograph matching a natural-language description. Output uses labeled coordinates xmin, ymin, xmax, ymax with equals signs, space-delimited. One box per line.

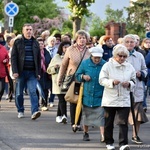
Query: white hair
xmin=47 ymin=36 xmax=56 ymax=45
xmin=123 ymin=34 xmax=136 ymax=44
xmin=112 ymin=44 xmax=129 ymax=57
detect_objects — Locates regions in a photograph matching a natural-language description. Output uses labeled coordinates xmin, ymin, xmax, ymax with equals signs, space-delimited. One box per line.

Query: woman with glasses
xmin=99 ymin=44 xmax=136 ymax=150
xmin=123 ymin=34 xmax=148 ymax=145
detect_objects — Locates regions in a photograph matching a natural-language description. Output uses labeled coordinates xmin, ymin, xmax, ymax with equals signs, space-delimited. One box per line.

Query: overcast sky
xmin=55 ymin=0 xmax=130 ymax=20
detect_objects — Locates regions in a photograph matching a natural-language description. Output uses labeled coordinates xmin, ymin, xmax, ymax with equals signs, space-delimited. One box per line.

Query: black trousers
xmin=70 ymin=102 xmax=82 ymax=126
xmin=104 ymin=107 xmax=130 ymax=146
xmin=57 ymin=94 xmax=67 ymax=116
xmin=0 ymin=77 xmax=5 ymax=101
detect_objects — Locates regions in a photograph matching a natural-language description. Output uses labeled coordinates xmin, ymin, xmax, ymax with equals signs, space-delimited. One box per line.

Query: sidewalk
xmin=0 ymin=95 xmax=150 ymax=150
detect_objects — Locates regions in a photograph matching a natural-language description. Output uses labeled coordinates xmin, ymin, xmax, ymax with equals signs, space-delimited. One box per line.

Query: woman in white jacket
xmin=47 ymin=41 xmax=71 ymax=124
xmin=99 ymin=44 xmax=136 ymax=150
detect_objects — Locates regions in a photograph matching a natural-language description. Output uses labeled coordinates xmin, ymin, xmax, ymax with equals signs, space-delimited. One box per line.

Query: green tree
xmin=1 ymin=0 xmax=61 ymax=33
xmin=105 ymin=4 xmax=126 ymax=23
xmin=63 ymin=0 xmax=95 ymax=38
xmin=125 ymin=0 xmax=150 ymax=38
xmin=61 ymin=20 xmax=73 ymax=36
xmin=88 ymin=5 xmax=126 ymax=38
xmin=89 ymin=14 xmax=105 ymax=38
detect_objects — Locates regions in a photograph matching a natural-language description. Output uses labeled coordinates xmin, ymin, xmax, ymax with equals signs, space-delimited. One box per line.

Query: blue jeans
xmin=15 ymin=71 xmax=39 ymax=114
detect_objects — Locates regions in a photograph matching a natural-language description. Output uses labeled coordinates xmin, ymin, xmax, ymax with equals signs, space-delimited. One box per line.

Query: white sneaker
xmin=62 ymin=115 xmax=67 ymax=124
xmin=49 ymin=103 xmax=54 ymax=107
xmin=120 ymin=145 xmax=130 ymax=150
xmin=31 ymin=111 xmax=41 ymax=120
xmin=18 ymin=112 xmax=24 ymax=118
xmin=56 ymin=116 xmax=62 ymax=123
xmin=106 ymin=144 xmax=115 ymax=150
xmin=41 ymin=106 xmax=48 ymax=111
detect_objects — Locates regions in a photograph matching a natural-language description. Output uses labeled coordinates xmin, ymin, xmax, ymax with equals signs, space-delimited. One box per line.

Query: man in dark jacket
xmin=11 ymin=23 xmax=41 ymax=120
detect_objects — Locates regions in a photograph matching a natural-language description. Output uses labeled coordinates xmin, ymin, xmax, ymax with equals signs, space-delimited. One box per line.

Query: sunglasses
xmin=117 ymin=54 xmax=127 ymax=58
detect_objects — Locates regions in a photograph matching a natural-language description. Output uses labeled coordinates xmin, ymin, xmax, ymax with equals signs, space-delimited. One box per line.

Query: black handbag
xmin=61 ymin=74 xmax=74 ymax=92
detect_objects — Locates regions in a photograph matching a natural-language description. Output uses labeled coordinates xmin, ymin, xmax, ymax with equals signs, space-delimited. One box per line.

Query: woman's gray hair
xmin=123 ymin=34 xmax=136 ymax=44
xmin=74 ymin=30 xmax=88 ymax=41
xmin=112 ymin=44 xmax=129 ymax=57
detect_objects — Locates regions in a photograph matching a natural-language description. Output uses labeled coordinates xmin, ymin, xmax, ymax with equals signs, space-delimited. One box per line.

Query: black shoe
xmin=77 ymin=125 xmax=83 ymax=131
xmin=143 ymin=107 xmax=147 ymax=113
xmin=83 ymin=132 xmax=90 ymax=141
xmin=132 ymin=136 xmax=143 ymax=144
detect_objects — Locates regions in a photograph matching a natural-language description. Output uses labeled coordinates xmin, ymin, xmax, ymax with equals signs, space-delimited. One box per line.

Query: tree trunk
xmin=72 ymin=17 xmax=82 ymax=39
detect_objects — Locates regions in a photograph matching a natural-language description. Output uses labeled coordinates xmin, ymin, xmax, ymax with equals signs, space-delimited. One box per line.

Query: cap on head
xmin=89 ymin=47 xmax=104 ymax=57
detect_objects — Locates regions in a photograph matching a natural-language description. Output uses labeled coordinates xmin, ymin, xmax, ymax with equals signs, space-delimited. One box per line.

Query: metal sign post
xmin=4 ymin=1 xmax=19 ymax=32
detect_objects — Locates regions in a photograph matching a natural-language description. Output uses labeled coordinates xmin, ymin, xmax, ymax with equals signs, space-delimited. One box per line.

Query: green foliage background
xmin=1 ymin=0 xmax=149 ymax=39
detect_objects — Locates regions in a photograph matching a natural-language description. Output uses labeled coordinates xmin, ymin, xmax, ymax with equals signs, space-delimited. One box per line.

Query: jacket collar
xmin=109 ymin=58 xmax=127 ymax=67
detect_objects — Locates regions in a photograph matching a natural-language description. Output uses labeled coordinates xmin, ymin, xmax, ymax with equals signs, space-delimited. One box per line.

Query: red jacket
xmin=0 ymin=44 xmax=9 ymax=78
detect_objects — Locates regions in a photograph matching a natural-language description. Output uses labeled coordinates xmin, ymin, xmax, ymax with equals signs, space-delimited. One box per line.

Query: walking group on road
xmin=0 ymin=24 xmax=150 ymax=150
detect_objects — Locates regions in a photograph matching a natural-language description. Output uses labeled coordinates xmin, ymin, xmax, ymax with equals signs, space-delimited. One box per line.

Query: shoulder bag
xmin=64 ymin=50 xmax=86 ymax=103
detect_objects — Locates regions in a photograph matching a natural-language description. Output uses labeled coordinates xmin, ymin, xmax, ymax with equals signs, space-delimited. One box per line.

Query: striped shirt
xmin=23 ymin=38 xmax=35 ymax=70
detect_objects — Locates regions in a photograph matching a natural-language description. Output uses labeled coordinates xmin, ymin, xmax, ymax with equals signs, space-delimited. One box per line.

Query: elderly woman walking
xmin=123 ymin=34 xmax=148 ymax=145
xmin=57 ymin=30 xmax=90 ymax=132
xmin=99 ymin=44 xmax=136 ymax=150
xmin=75 ymin=47 xmax=106 ymax=142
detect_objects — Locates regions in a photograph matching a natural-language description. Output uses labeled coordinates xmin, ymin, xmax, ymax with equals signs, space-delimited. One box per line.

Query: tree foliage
xmin=125 ymin=0 xmax=150 ymax=37
xmin=1 ymin=0 xmax=61 ymax=33
xmin=62 ymin=0 xmax=95 ymax=38
xmin=61 ymin=20 xmax=73 ymax=36
xmin=89 ymin=14 xmax=105 ymax=38
xmin=0 ymin=0 xmax=3 ymax=20
xmin=105 ymin=5 xmax=126 ymax=23
xmin=87 ymin=5 xmax=126 ymax=38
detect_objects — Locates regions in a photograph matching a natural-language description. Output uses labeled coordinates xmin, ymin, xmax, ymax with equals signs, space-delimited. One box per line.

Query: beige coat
xmin=57 ymin=43 xmax=90 ymax=84
xmin=47 ymin=54 xmax=64 ymax=94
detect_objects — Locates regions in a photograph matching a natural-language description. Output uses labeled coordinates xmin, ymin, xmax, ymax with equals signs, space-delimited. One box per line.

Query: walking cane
xmin=130 ymin=92 xmax=138 ymax=138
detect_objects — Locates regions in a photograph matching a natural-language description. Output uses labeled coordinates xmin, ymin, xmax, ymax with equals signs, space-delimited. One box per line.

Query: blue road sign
xmin=146 ymin=31 xmax=150 ymax=38
xmin=4 ymin=2 xmax=19 ymax=17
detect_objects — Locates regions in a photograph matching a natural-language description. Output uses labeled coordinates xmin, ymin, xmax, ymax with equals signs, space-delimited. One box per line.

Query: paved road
xmin=0 ymin=95 xmax=150 ymax=150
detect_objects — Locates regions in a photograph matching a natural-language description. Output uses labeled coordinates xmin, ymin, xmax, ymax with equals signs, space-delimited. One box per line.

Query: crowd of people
xmin=0 ymin=24 xmax=150 ymax=150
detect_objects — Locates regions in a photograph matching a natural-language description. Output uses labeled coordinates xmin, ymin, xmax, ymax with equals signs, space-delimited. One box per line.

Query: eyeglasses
xmin=117 ymin=54 xmax=127 ymax=58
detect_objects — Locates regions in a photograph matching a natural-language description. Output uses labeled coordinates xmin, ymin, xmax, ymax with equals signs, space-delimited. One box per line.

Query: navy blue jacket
xmin=102 ymin=44 xmax=114 ymax=61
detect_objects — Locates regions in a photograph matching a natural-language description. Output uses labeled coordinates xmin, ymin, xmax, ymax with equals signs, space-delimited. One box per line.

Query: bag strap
xmin=70 ymin=49 xmax=87 ymax=82
xmin=74 ymin=49 xmax=87 ymax=75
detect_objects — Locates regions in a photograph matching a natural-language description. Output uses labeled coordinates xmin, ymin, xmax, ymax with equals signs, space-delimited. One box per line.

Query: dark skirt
xmin=82 ymin=105 xmax=104 ymax=127
xmin=128 ymin=102 xmax=149 ymax=125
